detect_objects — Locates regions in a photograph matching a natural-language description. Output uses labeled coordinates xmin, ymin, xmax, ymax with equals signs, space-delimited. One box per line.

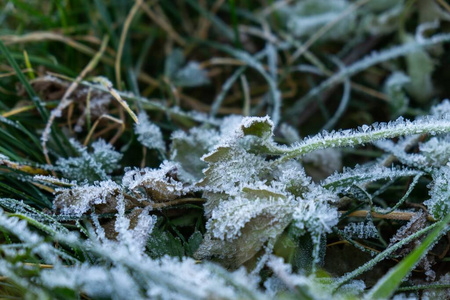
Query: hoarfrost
xmin=55 ymin=139 xmax=122 ymax=183
xmin=207 ymin=196 xmax=296 ymax=240
xmin=54 ymin=180 xmax=122 ymax=216
xmin=135 ymin=112 xmax=165 ymax=152
xmin=343 ymin=221 xmax=378 ymax=239
xmin=123 ymin=161 xmax=189 ymax=201
xmin=424 ymin=166 xmax=450 ymax=220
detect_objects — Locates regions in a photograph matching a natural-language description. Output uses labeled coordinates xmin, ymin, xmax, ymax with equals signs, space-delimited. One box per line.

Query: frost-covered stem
xmin=373 ymin=173 xmax=422 ymax=215
xmin=210 ymin=49 xmax=267 ymax=118
xmin=397 ymin=283 xmax=450 ymax=292
xmin=332 ymin=228 xmax=379 ymax=256
xmin=251 ymin=238 xmax=276 ymax=275
xmin=275 ymin=118 xmax=450 ymax=163
xmin=332 ymin=221 xmax=440 ymax=291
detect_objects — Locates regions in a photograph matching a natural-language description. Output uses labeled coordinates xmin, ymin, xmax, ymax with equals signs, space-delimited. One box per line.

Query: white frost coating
xmin=56 ymin=139 xmax=122 ymax=183
xmin=53 ymin=180 xmax=122 ymax=216
xmin=219 ymin=115 xmax=244 ymax=141
xmin=135 ymin=112 xmax=165 ymax=152
xmin=420 ymin=136 xmax=450 ymax=166
xmin=322 ymin=165 xmax=422 ymax=192
xmin=114 ymin=195 xmax=156 ymax=254
xmin=201 ymin=146 xmax=271 ymax=196
xmin=241 ymin=115 xmax=274 ymax=130
xmin=122 ymin=161 xmax=188 ymax=201
xmin=343 ymin=222 xmax=378 ymax=239
xmin=266 ymin=256 xmax=365 ymax=299
xmin=430 ymin=99 xmax=450 ymax=117
xmin=282 ymin=115 xmax=450 ymax=159
xmin=207 ymin=196 xmax=297 ymax=240
xmin=424 ymin=166 xmax=450 ymax=220
xmin=292 ymin=199 xmax=339 ymax=235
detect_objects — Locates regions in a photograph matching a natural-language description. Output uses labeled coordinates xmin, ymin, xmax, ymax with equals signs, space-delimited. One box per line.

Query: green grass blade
xmin=0 ymin=40 xmax=48 ymax=121
xmin=366 ymin=213 xmax=450 ymax=299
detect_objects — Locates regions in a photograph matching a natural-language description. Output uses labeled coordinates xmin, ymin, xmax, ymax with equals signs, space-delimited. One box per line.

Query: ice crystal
xmin=135 ymin=112 xmax=165 ymax=152
xmin=292 ymin=198 xmax=339 ymax=236
xmin=55 ymin=139 xmax=122 ymax=183
xmin=343 ymin=221 xmax=378 ymax=239
xmin=420 ymin=136 xmax=450 ymax=167
xmin=322 ymin=165 xmax=421 ymax=193
xmin=206 ymin=195 xmax=296 ymax=241
xmin=123 ymin=161 xmax=189 ymax=202
xmin=424 ymin=166 xmax=450 ymax=220
xmin=53 ymin=180 xmax=122 ymax=216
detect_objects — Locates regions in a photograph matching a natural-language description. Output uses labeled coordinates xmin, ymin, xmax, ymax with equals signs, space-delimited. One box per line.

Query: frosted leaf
xmin=164 ymin=48 xmax=210 ymax=87
xmin=173 ymin=61 xmax=210 ymax=87
xmin=135 ymin=112 xmax=165 ymax=152
xmin=271 ymin=160 xmax=312 ymax=197
xmin=199 ymin=146 xmax=271 ymax=195
xmin=404 ymin=34 xmax=434 ymax=103
xmin=170 ymin=127 xmax=221 ymax=183
xmin=55 ymin=139 xmax=122 ymax=183
xmin=53 ymin=180 xmax=122 ymax=216
xmin=123 ymin=161 xmax=189 ymax=202
xmin=198 ymin=116 xmax=276 ymax=196
xmin=384 ymin=71 xmax=410 ymax=118
xmin=420 ymin=136 xmax=450 ymax=166
xmin=343 ymin=221 xmax=378 ymax=239
xmin=206 ymin=195 xmax=296 ymax=241
xmin=196 ymin=195 xmax=295 ymax=268
xmin=424 ymin=166 xmax=450 ymax=220
xmin=239 ymin=115 xmax=274 ymax=140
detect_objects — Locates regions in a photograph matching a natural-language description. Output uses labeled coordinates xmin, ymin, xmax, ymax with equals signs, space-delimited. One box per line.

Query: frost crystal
xmin=292 ymin=198 xmax=339 ymax=236
xmin=424 ymin=166 xmax=450 ymax=220
xmin=54 ymin=180 xmax=122 ymax=216
xmin=420 ymin=136 xmax=450 ymax=167
xmin=56 ymin=139 xmax=122 ymax=183
xmin=343 ymin=221 xmax=378 ymax=239
xmin=207 ymin=196 xmax=296 ymax=241
xmin=123 ymin=161 xmax=188 ymax=202
xmin=135 ymin=112 xmax=165 ymax=152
